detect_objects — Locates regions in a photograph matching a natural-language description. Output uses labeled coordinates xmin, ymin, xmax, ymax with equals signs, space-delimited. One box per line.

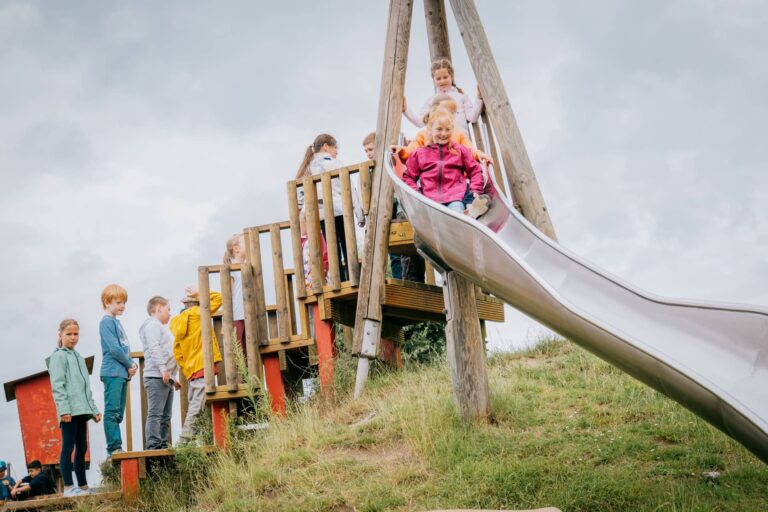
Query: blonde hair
xmin=295 ymin=133 xmax=338 ymax=180
xmin=223 ymin=233 xmax=245 ymax=264
xmin=430 ymin=58 xmax=463 ymax=93
xmin=101 ymin=284 xmax=128 ymax=308
xmin=426 ymin=108 xmax=459 ymax=155
xmin=57 ymin=319 xmax=79 ymax=348
xmin=146 ymin=296 xmax=169 ymax=316
xmin=362 ymin=132 xmax=375 ymax=147
xmin=422 ymin=93 xmax=457 ymax=125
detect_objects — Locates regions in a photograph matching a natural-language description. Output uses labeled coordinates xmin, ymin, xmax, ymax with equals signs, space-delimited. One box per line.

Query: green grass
xmin=88 ymin=339 xmax=768 ymax=511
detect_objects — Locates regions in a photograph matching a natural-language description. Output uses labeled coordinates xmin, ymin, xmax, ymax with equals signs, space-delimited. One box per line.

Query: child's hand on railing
xmin=478 ymin=151 xmax=493 ymax=166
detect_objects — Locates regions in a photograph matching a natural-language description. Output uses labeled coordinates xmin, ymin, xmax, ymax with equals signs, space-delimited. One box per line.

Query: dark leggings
xmin=320 ymin=215 xmax=349 ymax=282
xmin=60 ymin=415 xmax=88 ymax=487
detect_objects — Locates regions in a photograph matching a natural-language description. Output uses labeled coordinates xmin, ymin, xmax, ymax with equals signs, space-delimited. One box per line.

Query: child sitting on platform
xmin=223 ymin=233 xmax=248 ymax=362
xmin=10 ymin=461 xmax=55 ymax=500
xmin=402 ymin=108 xmax=484 ymax=215
xmin=171 ymin=286 xmax=223 ymax=443
xmin=0 ymin=461 xmax=16 ymax=502
xmin=48 ymin=319 xmax=102 ymax=497
xmin=139 ymin=296 xmax=180 ymax=450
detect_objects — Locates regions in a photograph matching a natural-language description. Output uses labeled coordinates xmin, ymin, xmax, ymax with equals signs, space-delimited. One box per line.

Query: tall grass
xmin=86 ymin=339 xmax=767 ymax=511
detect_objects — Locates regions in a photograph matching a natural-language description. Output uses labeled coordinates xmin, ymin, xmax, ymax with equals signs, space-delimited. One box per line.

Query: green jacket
xmin=46 ymin=347 xmax=100 ymax=419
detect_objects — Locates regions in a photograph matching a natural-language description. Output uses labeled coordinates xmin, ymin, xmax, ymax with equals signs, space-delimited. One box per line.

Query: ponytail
xmin=295 ymin=133 xmax=338 ymax=180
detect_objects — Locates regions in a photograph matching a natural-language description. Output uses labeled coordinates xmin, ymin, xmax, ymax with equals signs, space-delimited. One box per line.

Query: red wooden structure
xmin=3 ymin=357 xmax=95 ymax=469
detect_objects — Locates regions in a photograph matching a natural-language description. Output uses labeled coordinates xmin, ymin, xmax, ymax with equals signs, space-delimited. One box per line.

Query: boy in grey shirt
xmin=139 ymin=296 xmax=179 ymax=449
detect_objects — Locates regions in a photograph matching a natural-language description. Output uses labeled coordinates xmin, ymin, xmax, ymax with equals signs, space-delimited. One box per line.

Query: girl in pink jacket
xmin=402 ymin=108 xmax=485 ymax=214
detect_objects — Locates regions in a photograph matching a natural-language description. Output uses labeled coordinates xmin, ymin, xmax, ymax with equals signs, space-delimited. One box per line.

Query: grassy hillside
xmin=91 ymin=339 xmax=767 ymax=511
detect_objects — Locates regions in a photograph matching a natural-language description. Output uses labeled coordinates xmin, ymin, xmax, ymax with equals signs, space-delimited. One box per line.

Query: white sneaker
xmin=63 ymin=486 xmax=85 ymax=497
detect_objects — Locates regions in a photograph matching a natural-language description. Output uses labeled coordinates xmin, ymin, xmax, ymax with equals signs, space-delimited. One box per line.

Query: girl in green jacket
xmin=47 ymin=319 xmax=102 ymax=497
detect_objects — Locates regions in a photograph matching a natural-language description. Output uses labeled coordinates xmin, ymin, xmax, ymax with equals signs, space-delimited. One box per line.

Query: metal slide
xmin=386 ymin=154 xmax=768 ymax=464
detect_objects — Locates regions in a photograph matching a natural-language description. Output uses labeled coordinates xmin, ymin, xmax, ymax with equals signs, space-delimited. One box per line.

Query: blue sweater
xmin=99 ymin=315 xmax=133 ymax=379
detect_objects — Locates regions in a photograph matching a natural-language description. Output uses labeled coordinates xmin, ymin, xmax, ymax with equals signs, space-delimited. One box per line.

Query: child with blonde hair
xmin=48 ymin=319 xmax=101 ymax=497
xmin=223 ymin=233 xmax=248 ymax=361
xmin=403 ymin=58 xmax=483 ymax=136
xmin=99 ymin=284 xmax=136 ymax=457
xmin=402 ymin=109 xmax=484 ymax=214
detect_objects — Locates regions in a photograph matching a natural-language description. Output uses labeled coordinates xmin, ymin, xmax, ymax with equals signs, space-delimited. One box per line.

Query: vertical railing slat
xmin=287 ymin=182 xmax=307 ymax=298
xmin=246 ymin=228 xmax=269 ymax=347
xmin=359 ymin=162 xmax=373 ymax=215
xmin=302 ymin=176 xmax=325 ymax=295
xmin=339 ymin=168 xmax=360 ymax=285
xmin=321 ymin=173 xmax=342 ymax=290
xmin=198 ymin=267 xmax=216 ymax=393
xmin=220 ymin=266 xmax=239 ymax=391
xmin=240 ymin=235 xmax=261 ymax=385
xmin=270 ymin=225 xmax=291 ymax=342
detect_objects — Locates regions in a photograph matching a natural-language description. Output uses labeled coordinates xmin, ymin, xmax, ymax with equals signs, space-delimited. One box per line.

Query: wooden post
xmin=120 ymin=459 xmax=140 ymax=504
xmin=321 ymin=173 xmax=342 ymax=290
xmin=179 ymin=374 xmax=188 ymax=426
xmin=424 ymin=260 xmax=436 ymax=285
xmin=312 ymin=304 xmax=335 ymax=392
xmin=240 ymin=252 xmax=261 ymax=386
xmin=211 ymin=401 xmax=229 ymax=450
xmin=352 ymin=0 xmax=413 ymax=398
xmin=449 ymin=0 xmax=556 ymax=240
xmin=481 ymin=111 xmax=506 ymax=196
xmin=138 ymin=359 xmax=147 ymax=450
xmin=245 ymin=228 xmax=269 ymax=347
xmin=270 ymin=225 xmax=291 ymax=341
xmin=125 ymin=380 xmax=133 ymax=452
xmin=443 ymin=271 xmax=491 ymax=422
xmin=287 ymin=182 xmax=307 ymax=299
xmin=424 ymin=0 xmax=451 ymax=61
xmin=358 ymin=162 xmax=373 ymax=215
xmin=220 ymin=266 xmax=239 ymax=391
xmin=263 ymin=355 xmax=286 ymax=416
xmin=198 ymin=267 xmax=215 ymax=393
xmin=339 ymin=169 xmax=360 ymax=285
xmin=302 ymin=176 xmax=325 ymax=294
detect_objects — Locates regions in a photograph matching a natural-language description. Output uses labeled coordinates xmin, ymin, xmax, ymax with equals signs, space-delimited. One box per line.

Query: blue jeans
xmin=444 ymin=200 xmax=465 ymax=214
xmin=144 ymin=377 xmax=174 ymax=449
xmin=102 ymin=376 xmax=127 ymax=454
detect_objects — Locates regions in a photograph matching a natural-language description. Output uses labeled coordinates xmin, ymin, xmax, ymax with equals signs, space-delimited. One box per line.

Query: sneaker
xmin=466 ymin=194 xmax=490 ymax=219
xmin=63 ymin=486 xmax=85 ymax=497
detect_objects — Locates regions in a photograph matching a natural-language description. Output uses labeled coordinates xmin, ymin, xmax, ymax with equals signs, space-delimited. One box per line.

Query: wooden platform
xmin=1 ymin=491 xmax=121 ymax=511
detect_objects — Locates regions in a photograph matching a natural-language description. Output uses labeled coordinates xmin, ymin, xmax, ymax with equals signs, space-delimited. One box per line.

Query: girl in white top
xmin=223 ymin=233 xmax=248 ymax=363
xmin=295 ymin=134 xmax=365 ymax=282
xmin=403 ymin=57 xmax=483 ymax=137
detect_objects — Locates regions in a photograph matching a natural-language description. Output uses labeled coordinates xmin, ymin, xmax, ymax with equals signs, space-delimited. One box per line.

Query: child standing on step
xmin=224 ymin=233 xmax=248 ymax=363
xmin=171 ymin=286 xmax=223 ymax=442
xmin=99 ymin=284 xmax=137 ymax=457
xmin=403 ymin=57 xmax=483 ymax=137
xmin=139 ymin=296 xmax=179 ymax=450
xmin=296 ymin=133 xmax=365 ymax=282
xmin=47 ymin=319 xmax=101 ymax=497
xmin=402 ymin=108 xmax=484 ymax=214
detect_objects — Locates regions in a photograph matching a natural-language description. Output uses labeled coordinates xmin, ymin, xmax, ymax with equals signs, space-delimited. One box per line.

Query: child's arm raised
xmin=100 ymin=318 xmax=135 ymax=370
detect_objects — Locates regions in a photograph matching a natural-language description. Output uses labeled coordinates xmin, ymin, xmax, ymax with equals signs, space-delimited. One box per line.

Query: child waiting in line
xmin=10 ymin=461 xmax=54 ymax=500
xmin=223 ymin=233 xmax=248 ymax=361
xmin=403 ymin=57 xmax=483 ymax=137
xmin=99 ymin=284 xmax=136 ymax=457
xmin=295 ymin=133 xmax=365 ymax=282
xmin=402 ymin=108 xmax=484 ymax=214
xmin=139 ymin=296 xmax=179 ymax=450
xmin=47 ymin=319 xmax=102 ymax=496
xmin=171 ymin=286 xmax=223 ymax=442
xmin=0 ymin=461 xmax=16 ymax=502
xmin=362 ymin=131 xmax=376 ymax=161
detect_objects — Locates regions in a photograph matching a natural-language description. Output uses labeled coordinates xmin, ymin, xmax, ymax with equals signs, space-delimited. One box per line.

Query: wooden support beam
xmin=120 ymin=458 xmax=140 ymax=504
xmin=263 ymin=355 xmax=286 ymax=416
xmin=220 ymin=266 xmax=239 ymax=391
xmin=443 ymin=271 xmax=491 ymax=422
xmin=312 ymin=304 xmax=335 ymax=392
xmin=339 ymin=168 xmax=360 ymax=285
xmin=424 ymin=0 xmax=451 ymax=61
xmin=270 ymin=225 xmax=292 ymax=341
xmin=211 ymin=401 xmax=229 ymax=450
xmin=139 ymin=359 xmax=147 ymax=450
xmin=303 ymin=176 xmax=325 ymax=294
xmin=245 ymin=228 xmax=269 ymax=347
xmin=321 ymin=173 xmax=342 ymax=290
xmin=449 ymin=0 xmax=556 ymax=240
xmin=359 ymin=160 xmax=373 ymax=214
xmin=240 ymin=247 xmax=262 ymax=386
xmin=125 ymin=379 xmax=133 ymax=452
xmin=198 ymin=268 xmax=215 ymax=393
xmin=287 ymin=183 xmax=307 ymax=298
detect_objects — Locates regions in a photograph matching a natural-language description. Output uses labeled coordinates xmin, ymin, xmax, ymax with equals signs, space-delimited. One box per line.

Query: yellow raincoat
xmin=171 ymin=292 xmax=223 ymax=380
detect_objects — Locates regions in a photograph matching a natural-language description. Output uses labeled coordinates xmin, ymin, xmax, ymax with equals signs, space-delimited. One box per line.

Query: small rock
xmin=702 ymin=471 xmax=721 ymax=480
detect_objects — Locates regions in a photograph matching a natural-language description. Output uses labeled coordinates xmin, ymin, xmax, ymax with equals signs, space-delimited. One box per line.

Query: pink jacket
xmin=403 ymin=142 xmax=484 ymax=204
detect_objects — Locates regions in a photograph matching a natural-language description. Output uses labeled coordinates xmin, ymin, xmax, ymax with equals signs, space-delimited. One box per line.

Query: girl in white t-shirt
xmin=403 ymin=57 xmax=483 ymax=137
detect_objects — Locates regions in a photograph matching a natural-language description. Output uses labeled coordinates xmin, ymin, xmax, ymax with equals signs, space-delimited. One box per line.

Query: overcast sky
xmin=1 ymin=0 xmax=766 ymax=483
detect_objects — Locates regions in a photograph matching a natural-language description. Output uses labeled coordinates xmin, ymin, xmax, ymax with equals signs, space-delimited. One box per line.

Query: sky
xmin=1 ymin=0 xmax=766 ymax=484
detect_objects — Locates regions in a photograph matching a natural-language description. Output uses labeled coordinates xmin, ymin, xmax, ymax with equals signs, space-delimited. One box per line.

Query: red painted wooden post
xmin=312 ymin=305 xmax=335 ymax=392
xmin=121 ymin=458 xmax=140 ymax=503
xmin=378 ymin=338 xmax=402 ymax=368
xmin=211 ymin=401 xmax=229 ymax=450
xmin=263 ymin=355 xmax=286 ymax=416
